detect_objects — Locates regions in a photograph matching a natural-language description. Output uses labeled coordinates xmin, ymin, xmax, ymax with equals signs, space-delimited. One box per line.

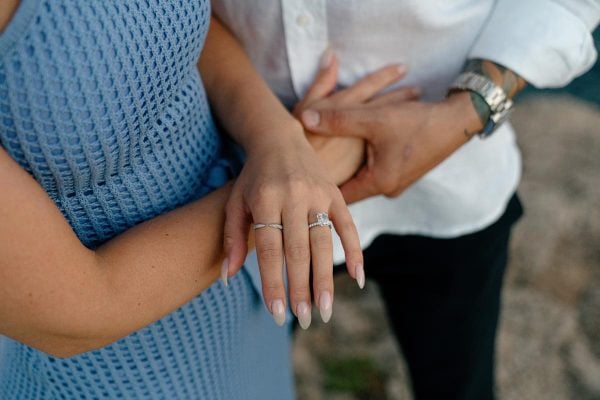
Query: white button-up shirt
xmin=214 ymin=0 xmax=599 ymax=264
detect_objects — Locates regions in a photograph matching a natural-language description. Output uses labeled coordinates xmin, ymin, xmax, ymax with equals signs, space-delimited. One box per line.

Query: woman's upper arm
xmin=0 ymin=0 xmax=21 ymax=32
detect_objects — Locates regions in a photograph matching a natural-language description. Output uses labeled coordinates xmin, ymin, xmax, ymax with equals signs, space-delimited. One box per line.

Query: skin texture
xmin=0 ymin=9 xmax=364 ymax=355
xmin=301 ymin=60 xmax=527 ymax=204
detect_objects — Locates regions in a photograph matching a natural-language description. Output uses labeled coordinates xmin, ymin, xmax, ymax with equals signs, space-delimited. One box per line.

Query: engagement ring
xmin=308 ymin=212 xmax=332 ymax=229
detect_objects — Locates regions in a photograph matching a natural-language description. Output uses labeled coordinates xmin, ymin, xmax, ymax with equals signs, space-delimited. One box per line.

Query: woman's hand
xmin=222 ymin=119 xmax=363 ymax=329
xmin=201 ymin=19 xmax=364 ymax=329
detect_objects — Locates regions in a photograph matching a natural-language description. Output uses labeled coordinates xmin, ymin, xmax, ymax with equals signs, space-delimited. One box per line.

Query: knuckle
xmin=379 ymin=175 xmax=399 ymax=195
xmin=326 ymin=109 xmax=345 ymax=131
xmin=286 ymin=177 xmax=308 ymax=198
xmin=285 ymin=244 xmax=310 ymax=264
xmin=347 ymin=249 xmax=364 ymax=263
xmin=312 ymin=234 xmax=332 ymax=251
xmin=288 ymin=287 xmax=310 ymax=302
xmin=385 ymin=184 xmax=407 ymax=198
xmin=377 ymin=106 xmax=396 ymax=122
xmin=312 ymin=272 xmax=333 ymax=291
xmin=257 ymin=241 xmax=283 ymax=262
xmin=381 ymin=67 xmax=398 ymax=82
xmin=249 ymin=183 xmax=278 ymax=208
xmin=223 ymin=235 xmax=236 ymax=251
xmin=334 ymin=211 xmax=356 ymax=231
xmin=263 ymin=282 xmax=284 ymax=295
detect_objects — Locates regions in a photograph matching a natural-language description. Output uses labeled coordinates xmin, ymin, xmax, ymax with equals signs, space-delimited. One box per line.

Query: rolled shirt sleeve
xmin=469 ymin=0 xmax=600 ymax=88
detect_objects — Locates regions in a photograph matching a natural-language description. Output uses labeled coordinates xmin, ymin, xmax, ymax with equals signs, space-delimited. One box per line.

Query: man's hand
xmin=296 ymin=50 xmax=419 ymax=187
xmin=301 ymin=91 xmax=485 ymax=203
xmin=301 ymin=58 xmax=526 ymax=204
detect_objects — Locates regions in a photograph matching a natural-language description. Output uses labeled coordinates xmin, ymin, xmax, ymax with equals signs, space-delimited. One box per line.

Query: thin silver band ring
xmin=253 ymin=223 xmax=283 ymax=230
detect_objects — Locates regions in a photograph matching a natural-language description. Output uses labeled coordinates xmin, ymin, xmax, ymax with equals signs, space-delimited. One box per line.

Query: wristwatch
xmin=449 ymin=72 xmax=513 ymax=138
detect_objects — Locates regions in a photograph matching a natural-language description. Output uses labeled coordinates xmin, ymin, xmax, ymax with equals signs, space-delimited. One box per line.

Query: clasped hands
xmin=223 ymin=52 xmax=475 ymax=328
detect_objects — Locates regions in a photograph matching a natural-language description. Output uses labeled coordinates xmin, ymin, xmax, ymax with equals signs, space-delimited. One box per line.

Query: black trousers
xmin=340 ymin=194 xmax=523 ymax=400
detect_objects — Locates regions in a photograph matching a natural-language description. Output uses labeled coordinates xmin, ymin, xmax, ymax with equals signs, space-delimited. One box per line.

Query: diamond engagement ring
xmin=253 ymin=223 xmax=283 ymax=230
xmin=308 ymin=212 xmax=333 ymax=229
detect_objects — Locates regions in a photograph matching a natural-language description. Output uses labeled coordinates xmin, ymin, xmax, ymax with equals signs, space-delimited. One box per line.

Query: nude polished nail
xmin=319 ymin=291 xmax=332 ymax=323
xmin=296 ymin=302 xmax=312 ymax=330
xmin=220 ymin=258 xmax=229 ymax=287
xmin=355 ymin=263 xmax=365 ymax=289
xmin=271 ymin=299 xmax=286 ymax=326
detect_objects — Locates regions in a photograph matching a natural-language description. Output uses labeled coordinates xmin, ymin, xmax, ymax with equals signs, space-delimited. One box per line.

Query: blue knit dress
xmin=0 ymin=1 xmax=293 ymax=399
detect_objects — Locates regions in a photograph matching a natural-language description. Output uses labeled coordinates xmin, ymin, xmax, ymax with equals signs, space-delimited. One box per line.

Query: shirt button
xmin=296 ymin=14 xmax=311 ymax=28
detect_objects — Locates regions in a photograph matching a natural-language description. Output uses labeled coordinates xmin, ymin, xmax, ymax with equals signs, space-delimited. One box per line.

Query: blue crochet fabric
xmin=0 ymin=1 xmax=293 ymax=399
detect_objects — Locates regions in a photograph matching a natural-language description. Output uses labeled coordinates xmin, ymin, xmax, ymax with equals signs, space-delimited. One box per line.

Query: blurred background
xmin=293 ymin=30 xmax=600 ymax=400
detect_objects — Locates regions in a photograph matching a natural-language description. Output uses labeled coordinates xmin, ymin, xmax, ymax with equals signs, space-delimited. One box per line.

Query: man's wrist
xmin=441 ymin=91 xmax=487 ymax=141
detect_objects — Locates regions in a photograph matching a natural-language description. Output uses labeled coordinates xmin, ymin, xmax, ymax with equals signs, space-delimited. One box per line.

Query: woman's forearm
xmin=0 ymin=149 xmax=242 ymax=357
xmin=199 ymin=16 xmax=305 ymax=151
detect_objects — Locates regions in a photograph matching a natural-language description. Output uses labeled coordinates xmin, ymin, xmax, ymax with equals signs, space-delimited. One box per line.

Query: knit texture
xmin=0 ymin=1 xmax=293 ymax=399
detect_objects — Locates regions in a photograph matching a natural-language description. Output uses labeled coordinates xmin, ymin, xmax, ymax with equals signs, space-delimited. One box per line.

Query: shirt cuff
xmin=468 ymin=0 xmax=600 ymax=88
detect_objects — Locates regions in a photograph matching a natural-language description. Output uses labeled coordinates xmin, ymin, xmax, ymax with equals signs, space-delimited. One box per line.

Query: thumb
xmin=340 ymin=167 xmax=379 ymax=204
xmin=301 ymin=107 xmax=373 ymax=139
xmin=222 ymin=189 xmax=251 ymax=287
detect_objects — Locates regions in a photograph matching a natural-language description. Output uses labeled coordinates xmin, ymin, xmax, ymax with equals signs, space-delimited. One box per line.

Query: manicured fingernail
xmin=302 ymin=110 xmax=320 ymax=128
xmin=320 ymin=48 xmax=335 ymax=69
xmin=271 ymin=299 xmax=286 ymax=326
xmin=296 ymin=302 xmax=312 ymax=330
xmin=396 ymin=64 xmax=407 ymax=75
xmin=319 ymin=291 xmax=332 ymax=323
xmin=220 ymin=258 xmax=229 ymax=287
xmin=355 ymin=263 xmax=365 ymax=289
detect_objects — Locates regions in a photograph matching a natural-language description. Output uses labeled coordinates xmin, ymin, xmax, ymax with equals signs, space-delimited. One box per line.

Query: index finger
xmin=329 ymin=64 xmax=406 ymax=106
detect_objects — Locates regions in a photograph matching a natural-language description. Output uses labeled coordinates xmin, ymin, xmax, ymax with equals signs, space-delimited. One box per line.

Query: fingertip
xmin=226 ymin=245 xmax=248 ymax=277
xmin=354 ymin=262 xmax=365 ymax=289
xmin=320 ymin=47 xmax=336 ymax=70
xmin=301 ymin=109 xmax=321 ymax=129
xmin=396 ymin=64 xmax=407 ymax=76
xmin=411 ymin=86 xmax=422 ymax=98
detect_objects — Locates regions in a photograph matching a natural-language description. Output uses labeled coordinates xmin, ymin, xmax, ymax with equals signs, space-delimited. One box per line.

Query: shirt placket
xmin=280 ymin=0 xmax=328 ymax=98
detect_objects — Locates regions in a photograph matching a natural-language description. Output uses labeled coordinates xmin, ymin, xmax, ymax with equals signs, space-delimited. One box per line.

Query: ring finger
xmin=308 ymin=209 xmax=335 ymax=324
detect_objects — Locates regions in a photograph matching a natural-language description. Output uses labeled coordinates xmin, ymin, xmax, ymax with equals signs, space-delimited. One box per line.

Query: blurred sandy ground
xmin=293 ymin=35 xmax=600 ymax=400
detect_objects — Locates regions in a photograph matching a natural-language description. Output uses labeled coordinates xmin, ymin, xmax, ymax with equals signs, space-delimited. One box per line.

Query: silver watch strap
xmin=451 ymin=72 xmax=509 ymax=113
xmin=450 ymin=72 xmax=514 ymax=138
